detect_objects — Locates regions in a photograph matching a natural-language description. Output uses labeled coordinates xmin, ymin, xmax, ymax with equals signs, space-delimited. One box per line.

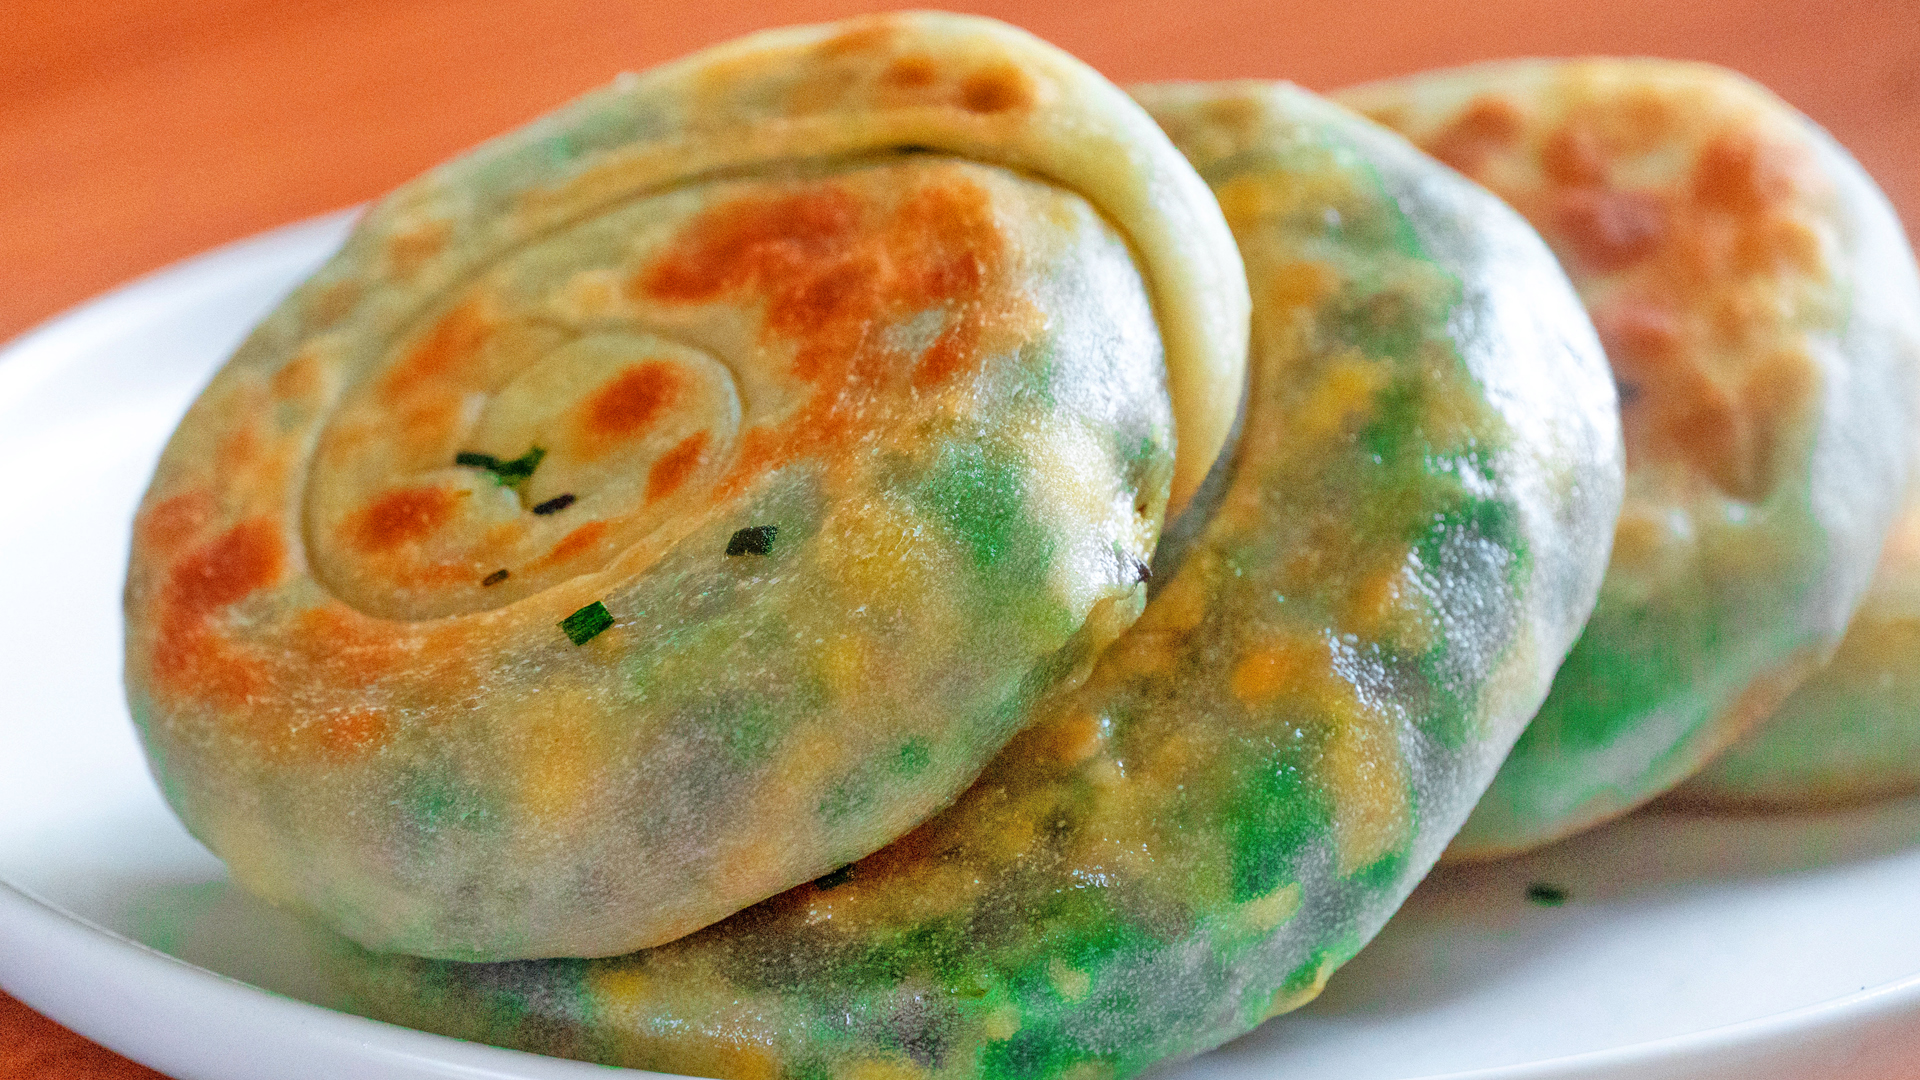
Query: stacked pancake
xmin=122 ymin=13 xmax=1920 ymax=1080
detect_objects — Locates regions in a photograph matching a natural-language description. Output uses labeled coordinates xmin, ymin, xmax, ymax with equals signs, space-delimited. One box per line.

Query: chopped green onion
xmin=1525 ymin=882 xmax=1569 ymax=907
xmin=455 ymin=446 xmax=547 ymax=486
xmin=726 ymin=525 xmax=778 ymax=556
xmin=560 ymin=601 xmax=614 ymax=645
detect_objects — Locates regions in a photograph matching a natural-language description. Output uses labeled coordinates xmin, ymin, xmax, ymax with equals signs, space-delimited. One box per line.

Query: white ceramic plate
xmin=3 ymin=216 xmax=1920 ymax=1080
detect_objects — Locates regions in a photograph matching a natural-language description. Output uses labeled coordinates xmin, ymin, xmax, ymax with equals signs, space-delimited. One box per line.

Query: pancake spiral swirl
xmin=123 ymin=12 xmax=1249 ymax=961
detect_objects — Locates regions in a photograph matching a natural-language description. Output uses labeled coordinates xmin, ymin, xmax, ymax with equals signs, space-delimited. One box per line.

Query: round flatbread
xmin=123 ymin=12 xmax=1249 ymax=961
xmin=1339 ymin=58 xmax=1917 ymax=856
xmin=329 ymin=83 xmax=1621 ymax=1080
xmin=1676 ymin=489 xmax=1920 ymax=807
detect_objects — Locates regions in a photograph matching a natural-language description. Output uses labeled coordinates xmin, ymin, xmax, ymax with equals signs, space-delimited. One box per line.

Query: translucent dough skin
xmin=331 ymin=86 xmax=1621 ymax=1080
xmin=1338 ymin=60 xmax=1917 ymax=856
xmin=1676 ymin=496 xmax=1920 ymax=806
xmin=123 ymin=12 xmax=1255 ymax=961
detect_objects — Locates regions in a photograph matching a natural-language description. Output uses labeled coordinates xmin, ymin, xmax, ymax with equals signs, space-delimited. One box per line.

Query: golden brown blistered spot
xmin=394 ymin=397 xmax=465 ymax=463
xmin=647 ymin=431 xmax=711 ymax=503
xmin=271 ymin=351 xmax=325 ymax=404
xmin=786 ymin=64 xmax=863 ymax=116
xmin=352 ymin=486 xmax=462 ymax=554
xmin=1342 ymin=563 xmax=1408 ymax=638
xmin=214 ymin=407 xmax=264 ymax=473
xmin=1692 ymin=132 xmax=1803 ymax=216
xmin=1608 ymin=84 xmax=1684 ymax=156
xmin=1737 ymin=215 xmax=1824 ymax=277
xmin=881 ymin=55 xmax=939 ymax=90
xmin=299 ymin=708 xmax=392 ymax=760
xmin=1426 ymin=94 xmax=1525 ymax=178
xmin=1040 ymin=711 xmax=1108 ymax=766
xmin=306 ymin=278 xmax=362 ymax=328
xmin=1201 ymin=95 xmax=1265 ymax=142
xmin=910 ymin=309 xmax=985 ymax=390
xmin=1552 ymin=189 xmax=1667 ymax=273
xmin=1649 ymin=349 xmax=1792 ymax=503
xmin=137 ymin=490 xmax=216 ymax=557
xmin=285 ymin=605 xmax=411 ymax=689
xmin=380 ymin=299 xmax=494 ymax=400
xmin=1541 ymin=123 xmax=1610 ymax=187
xmin=1399 ymin=83 xmax=1832 ymax=506
xmin=386 ymin=218 xmax=452 ymax=278
xmin=634 ymin=168 xmax=1016 ymax=498
xmin=577 ymin=362 xmax=685 ymax=458
xmin=1231 ymin=636 xmax=1320 ymax=706
xmin=819 ymin=21 xmax=897 ymax=57
xmin=1353 ymin=102 xmax=1409 ymax=134
xmin=1265 ymin=259 xmax=1341 ymax=317
xmin=151 ymin=520 xmax=284 ymax=703
xmin=959 ymin=62 xmax=1034 ymax=114
xmin=547 ymin=520 xmax=611 ymax=565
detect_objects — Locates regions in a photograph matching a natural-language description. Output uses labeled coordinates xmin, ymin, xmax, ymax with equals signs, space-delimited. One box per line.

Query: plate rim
xmin=3 ymin=213 xmax=1918 ymax=1080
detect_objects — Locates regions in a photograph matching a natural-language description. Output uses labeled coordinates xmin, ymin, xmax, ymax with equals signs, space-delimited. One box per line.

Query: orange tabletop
xmin=3 ymin=0 xmax=1915 ymax=1075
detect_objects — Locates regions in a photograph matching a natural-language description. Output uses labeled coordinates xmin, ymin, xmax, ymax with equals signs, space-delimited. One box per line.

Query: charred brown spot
xmin=1426 ymin=94 xmax=1525 ymax=177
xmin=352 ymin=486 xmax=461 ymax=553
xmin=647 ymin=431 xmax=711 ymax=503
xmin=583 ymin=362 xmax=685 ymax=445
xmin=1553 ymin=189 xmax=1667 ymax=273
xmin=959 ymin=63 xmax=1034 ymax=114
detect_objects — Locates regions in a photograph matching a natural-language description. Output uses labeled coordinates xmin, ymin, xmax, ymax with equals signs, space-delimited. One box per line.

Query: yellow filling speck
xmin=1048 ymin=957 xmax=1092 ymax=1002
xmin=982 ymin=1005 xmax=1023 ymax=1041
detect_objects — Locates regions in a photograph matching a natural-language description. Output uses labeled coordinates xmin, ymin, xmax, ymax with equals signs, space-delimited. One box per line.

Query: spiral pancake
xmin=123 ymin=13 xmax=1250 ymax=961
xmin=1339 ymin=59 xmax=1917 ymax=856
xmin=331 ymin=84 xmax=1621 ymax=1080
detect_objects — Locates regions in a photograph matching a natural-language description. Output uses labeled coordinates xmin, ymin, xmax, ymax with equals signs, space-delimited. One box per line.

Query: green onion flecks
xmin=560 ymin=601 xmax=615 ymax=645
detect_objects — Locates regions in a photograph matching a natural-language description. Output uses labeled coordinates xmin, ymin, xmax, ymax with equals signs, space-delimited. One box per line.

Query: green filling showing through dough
xmin=1229 ymin=734 xmax=1333 ymax=903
